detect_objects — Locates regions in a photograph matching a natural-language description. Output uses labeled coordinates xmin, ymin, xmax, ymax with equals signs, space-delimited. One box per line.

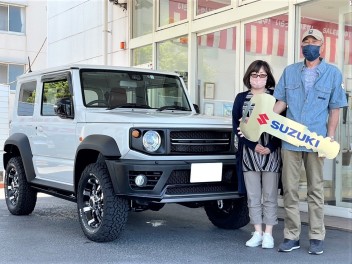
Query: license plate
xmin=190 ymin=163 xmax=223 ymax=183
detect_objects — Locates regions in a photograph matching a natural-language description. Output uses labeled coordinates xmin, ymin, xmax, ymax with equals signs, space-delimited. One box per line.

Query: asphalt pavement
xmin=0 ymin=191 xmax=351 ymax=264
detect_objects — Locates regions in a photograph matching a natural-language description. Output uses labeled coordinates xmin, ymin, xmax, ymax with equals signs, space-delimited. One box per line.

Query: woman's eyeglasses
xmin=250 ymin=73 xmax=268 ymax=78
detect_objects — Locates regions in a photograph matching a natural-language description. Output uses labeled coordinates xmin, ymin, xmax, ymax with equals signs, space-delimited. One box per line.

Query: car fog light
xmin=135 ymin=174 xmax=147 ymax=187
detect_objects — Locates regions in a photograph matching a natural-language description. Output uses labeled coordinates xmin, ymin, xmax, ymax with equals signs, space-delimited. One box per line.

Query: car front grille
xmin=165 ymin=184 xmax=235 ymax=195
xmin=169 ymin=130 xmax=233 ymax=154
xmin=164 ymin=167 xmax=237 ymax=195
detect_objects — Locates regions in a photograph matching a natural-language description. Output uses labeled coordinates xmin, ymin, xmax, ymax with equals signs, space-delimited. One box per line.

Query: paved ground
xmin=0 ymin=191 xmax=351 ymax=264
xmin=277 ymin=207 xmax=352 ymax=233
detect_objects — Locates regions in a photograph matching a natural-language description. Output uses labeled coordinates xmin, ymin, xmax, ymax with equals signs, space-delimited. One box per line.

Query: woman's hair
xmin=243 ymin=60 xmax=276 ymax=89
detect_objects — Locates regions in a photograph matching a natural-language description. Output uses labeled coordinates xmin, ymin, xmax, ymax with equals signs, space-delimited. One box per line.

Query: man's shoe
xmin=262 ymin=233 xmax=274 ymax=249
xmin=308 ymin=239 xmax=324 ymax=255
xmin=245 ymin=231 xmax=263 ymax=247
xmin=278 ymin=239 xmax=300 ymax=252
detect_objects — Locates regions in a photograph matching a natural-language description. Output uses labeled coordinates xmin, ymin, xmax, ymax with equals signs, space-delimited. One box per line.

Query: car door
xmin=31 ymin=72 xmax=77 ymax=192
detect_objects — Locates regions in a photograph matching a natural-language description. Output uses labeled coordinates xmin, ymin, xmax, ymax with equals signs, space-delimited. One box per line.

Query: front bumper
xmin=105 ymin=159 xmax=239 ymax=203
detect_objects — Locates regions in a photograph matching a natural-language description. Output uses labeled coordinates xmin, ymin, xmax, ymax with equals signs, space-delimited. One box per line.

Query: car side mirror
xmin=54 ymin=97 xmax=73 ymax=118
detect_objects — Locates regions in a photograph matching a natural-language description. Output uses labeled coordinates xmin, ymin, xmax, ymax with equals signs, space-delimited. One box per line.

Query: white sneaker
xmin=262 ymin=233 xmax=274 ymax=249
xmin=245 ymin=231 xmax=263 ymax=247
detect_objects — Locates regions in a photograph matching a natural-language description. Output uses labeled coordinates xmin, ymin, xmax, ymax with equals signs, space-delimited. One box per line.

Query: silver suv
xmin=3 ymin=64 xmax=249 ymax=242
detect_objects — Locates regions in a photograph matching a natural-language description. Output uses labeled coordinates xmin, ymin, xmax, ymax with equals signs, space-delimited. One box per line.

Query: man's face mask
xmin=302 ymin=44 xmax=321 ymax=61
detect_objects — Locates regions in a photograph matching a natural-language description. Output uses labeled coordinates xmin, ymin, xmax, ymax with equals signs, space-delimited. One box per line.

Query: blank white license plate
xmin=190 ymin=163 xmax=223 ymax=183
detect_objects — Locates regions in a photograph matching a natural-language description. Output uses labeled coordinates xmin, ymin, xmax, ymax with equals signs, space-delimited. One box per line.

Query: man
xmin=273 ymin=29 xmax=348 ymax=255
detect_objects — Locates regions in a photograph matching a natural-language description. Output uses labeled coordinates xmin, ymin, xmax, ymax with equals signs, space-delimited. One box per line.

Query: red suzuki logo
xmin=257 ymin=113 xmax=269 ymax=125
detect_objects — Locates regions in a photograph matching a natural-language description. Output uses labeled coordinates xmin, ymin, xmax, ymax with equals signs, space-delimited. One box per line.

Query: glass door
xmin=298 ymin=1 xmax=352 ymax=209
xmin=336 ymin=6 xmax=352 ymax=208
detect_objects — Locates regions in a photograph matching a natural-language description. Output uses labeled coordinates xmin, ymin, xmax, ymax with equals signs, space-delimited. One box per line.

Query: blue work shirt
xmin=274 ymin=58 xmax=348 ymax=152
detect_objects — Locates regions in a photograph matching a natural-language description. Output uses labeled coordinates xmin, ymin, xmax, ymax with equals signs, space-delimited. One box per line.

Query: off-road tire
xmin=77 ymin=162 xmax=129 ymax=242
xmin=4 ymin=156 xmax=37 ymax=215
xmin=204 ymin=197 xmax=249 ymax=229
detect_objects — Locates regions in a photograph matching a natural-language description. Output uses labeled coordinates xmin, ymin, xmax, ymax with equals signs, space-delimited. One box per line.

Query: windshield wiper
xmin=156 ymin=105 xmax=190 ymax=112
xmin=107 ymin=103 xmax=151 ymax=110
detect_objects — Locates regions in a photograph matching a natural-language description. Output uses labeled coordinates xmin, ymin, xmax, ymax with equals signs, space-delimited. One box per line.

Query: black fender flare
xmin=3 ymin=133 xmax=36 ymax=182
xmin=76 ymin=134 xmax=121 ymax=158
xmin=74 ymin=134 xmax=121 ymax=192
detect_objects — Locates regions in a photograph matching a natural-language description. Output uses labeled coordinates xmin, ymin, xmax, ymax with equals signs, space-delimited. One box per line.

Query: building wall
xmin=47 ymin=0 xmax=128 ymax=67
xmin=25 ymin=0 xmax=47 ymax=71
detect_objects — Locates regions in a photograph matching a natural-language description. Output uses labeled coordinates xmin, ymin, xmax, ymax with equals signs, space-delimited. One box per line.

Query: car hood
xmin=84 ymin=109 xmax=232 ymax=127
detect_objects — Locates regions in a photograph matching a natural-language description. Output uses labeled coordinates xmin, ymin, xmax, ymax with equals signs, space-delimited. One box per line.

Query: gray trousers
xmin=281 ymin=149 xmax=325 ymax=240
xmin=243 ymin=171 xmax=279 ymax=226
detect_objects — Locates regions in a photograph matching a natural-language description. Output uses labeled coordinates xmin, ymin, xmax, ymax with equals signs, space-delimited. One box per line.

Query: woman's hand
xmin=255 ymin=144 xmax=270 ymax=155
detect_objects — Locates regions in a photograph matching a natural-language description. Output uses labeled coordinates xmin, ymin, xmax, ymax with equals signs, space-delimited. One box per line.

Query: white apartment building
xmin=1 ymin=0 xmax=352 ymax=218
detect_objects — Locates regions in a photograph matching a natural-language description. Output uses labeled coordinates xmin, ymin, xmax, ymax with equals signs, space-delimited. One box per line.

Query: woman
xmin=232 ymin=60 xmax=281 ymax=249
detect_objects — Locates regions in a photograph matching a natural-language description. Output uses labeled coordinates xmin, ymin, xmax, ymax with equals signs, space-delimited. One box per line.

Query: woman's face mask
xmin=250 ymin=77 xmax=267 ymax=89
xmin=302 ymin=44 xmax=321 ymax=61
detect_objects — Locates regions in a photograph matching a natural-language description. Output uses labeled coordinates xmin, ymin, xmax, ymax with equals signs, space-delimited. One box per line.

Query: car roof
xmin=17 ymin=64 xmax=180 ymax=80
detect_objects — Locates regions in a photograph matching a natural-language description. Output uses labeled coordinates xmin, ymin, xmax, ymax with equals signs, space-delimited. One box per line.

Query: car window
xmin=17 ymin=81 xmax=36 ymax=116
xmin=42 ymin=79 xmax=72 ymax=116
xmin=80 ymin=70 xmax=191 ymax=111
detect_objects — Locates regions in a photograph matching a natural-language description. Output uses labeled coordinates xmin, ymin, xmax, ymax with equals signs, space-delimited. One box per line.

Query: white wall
xmin=25 ymin=0 xmax=48 ymax=71
xmin=47 ymin=0 xmax=129 ymax=67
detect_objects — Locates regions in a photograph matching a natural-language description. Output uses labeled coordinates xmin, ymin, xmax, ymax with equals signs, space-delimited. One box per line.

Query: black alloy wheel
xmin=77 ymin=162 xmax=129 ymax=242
xmin=4 ymin=156 xmax=37 ymax=215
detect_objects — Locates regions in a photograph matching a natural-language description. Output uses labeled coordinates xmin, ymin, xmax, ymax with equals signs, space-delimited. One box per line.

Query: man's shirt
xmin=273 ymin=58 xmax=348 ymax=152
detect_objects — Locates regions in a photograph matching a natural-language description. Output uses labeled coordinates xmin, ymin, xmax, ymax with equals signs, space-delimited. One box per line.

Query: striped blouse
xmin=242 ymin=89 xmax=281 ymax=172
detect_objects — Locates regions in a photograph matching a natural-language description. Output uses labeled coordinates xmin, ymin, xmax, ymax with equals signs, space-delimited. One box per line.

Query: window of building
xmin=159 ymin=0 xmax=188 ymax=28
xmin=197 ymin=27 xmax=236 ymax=116
xmin=196 ymin=0 xmax=231 ymax=16
xmin=17 ymin=81 xmax=36 ymax=116
xmin=132 ymin=45 xmax=153 ymax=68
xmin=244 ymin=14 xmax=288 ymax=83
xmin=156 ymin=36 xmax=188 ymax=74
xmin=0 ymin=63 xmax=25 ymax=90
xmin=132 ymin=0 xmax=153 ymax=38
xmin=42 ymin=79 xmax=71 ymax=116
xmin=0 ymin=4 xmax=25 ymax=33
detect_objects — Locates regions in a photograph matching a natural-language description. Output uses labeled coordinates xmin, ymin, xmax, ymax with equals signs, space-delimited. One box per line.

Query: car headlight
xmin=142 ymin=130 xmax=161 ymax=152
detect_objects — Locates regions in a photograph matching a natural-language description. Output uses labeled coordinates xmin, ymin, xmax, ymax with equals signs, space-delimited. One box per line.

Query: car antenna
xmin=28 ymin=56 xmax=32 ymax=73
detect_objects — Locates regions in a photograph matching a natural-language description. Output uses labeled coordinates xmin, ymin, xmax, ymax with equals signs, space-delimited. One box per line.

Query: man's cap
xmin=301 ymin=29 xmax=324 ymax=43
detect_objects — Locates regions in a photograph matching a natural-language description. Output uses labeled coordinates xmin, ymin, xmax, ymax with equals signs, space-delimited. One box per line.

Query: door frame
xmin=335 ymin=5 xmax=352 ymax=208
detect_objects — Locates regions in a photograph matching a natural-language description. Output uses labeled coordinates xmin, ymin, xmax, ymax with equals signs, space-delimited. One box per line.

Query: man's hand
xmin=237 ymin=118 xmax=248 ymax=137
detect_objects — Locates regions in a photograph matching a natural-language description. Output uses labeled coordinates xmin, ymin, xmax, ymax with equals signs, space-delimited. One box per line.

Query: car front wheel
xmin=77 ymin=162 xmax=129 ymax=242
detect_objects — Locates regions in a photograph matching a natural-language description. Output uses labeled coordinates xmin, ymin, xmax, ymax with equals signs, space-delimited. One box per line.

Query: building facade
xmin=2 ymin=0 xmax=352 ymax=218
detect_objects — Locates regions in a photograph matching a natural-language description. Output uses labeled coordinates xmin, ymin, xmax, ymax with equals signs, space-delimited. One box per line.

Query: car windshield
xmin=80 ymin=69 xmax=191 ymax=111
